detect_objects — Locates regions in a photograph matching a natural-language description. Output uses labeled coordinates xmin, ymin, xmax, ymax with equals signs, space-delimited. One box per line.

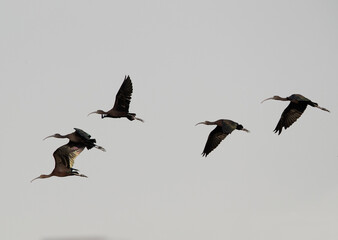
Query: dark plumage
xmin=88 ymin=75 xmax=144 ymax=122
xmin=196 ymin=119 xmax=249 ymax=157
xmin=261 ymin=94 xmax=330 ymax=135
xmin=31 ymin=143 xmax=88 ymax=182
xmin=43 ymin=128 xmax=106 ymax=151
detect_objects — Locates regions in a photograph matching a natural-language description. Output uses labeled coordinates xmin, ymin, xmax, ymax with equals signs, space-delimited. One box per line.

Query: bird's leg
xmin=134 ymin=117 xmax=144 ymax=122
xmin=94 ymin=145 xmax=106 ymax=152
xmin=316 ymin=105 xmax=330 ymax=112
xmin=242 ymin=128 xmax=250 ymax=133
xmin=76 ymin=173 xmax=88 ymax=178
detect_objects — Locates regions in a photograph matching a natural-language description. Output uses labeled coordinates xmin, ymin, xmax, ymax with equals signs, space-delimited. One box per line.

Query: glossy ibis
xmin=43 ymin=128 xmax=106 ymax=152
xmin=261 ymin=94 xmax=330 ymax=135
xmin=196 ymin=119 xmax=249 ymax=157
xmin=88 ymin=75 xmax=144 ymax=122
xmin=31 ymin=143 xmax=88 ymax=182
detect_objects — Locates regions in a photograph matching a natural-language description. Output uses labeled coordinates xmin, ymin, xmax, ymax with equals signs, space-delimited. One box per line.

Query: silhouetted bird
xmin=43 ymin=128 xmax=105 ymax=151
xmin=261 ymin=94 xmax=330 ymax=134
xmin=196 ymin=119 xmax=249 ymax=157
xmin=88 ymin=75 xmax=144 ymax=122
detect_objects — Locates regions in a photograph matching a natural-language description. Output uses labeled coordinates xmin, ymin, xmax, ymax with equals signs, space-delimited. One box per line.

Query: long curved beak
xmin=195 ymin=122 xmax=205 ymax=126
xmin=31 ymin=176 xmax=40 ymax=183
xmin=43 ymin=135 xmax=54 ymax=140
xmin=261 ymin=97 xmax=274 ymax=104
xmin=242 ymin=128 xmax=250 ymax=133
xmin=87 ymin=111 xmax=97 ymax=116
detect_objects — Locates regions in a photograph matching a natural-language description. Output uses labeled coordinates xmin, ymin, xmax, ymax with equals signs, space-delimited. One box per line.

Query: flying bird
xmin=196 ymin=119 xmax=249 ymax=157
xmin=43 ymin=128 xmax=106 ymax=152
xmin=261 ymin=94 xmax=330 ymax=135
xmin=88 ymin=75 xmax=144 ymax=122
xmin=31 ymin=143 xmax=88 ymax=182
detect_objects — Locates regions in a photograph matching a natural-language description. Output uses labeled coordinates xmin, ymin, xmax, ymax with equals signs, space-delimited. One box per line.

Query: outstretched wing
xmin=202 ymin=126 xmax=228 ymax=157
xmin=112 ymin=75 xmax=133 ymax=112
xmin=274 ymin=102 xmax=307 ymax=135
xmin=53 ymin=144 xmax=85 ymax=171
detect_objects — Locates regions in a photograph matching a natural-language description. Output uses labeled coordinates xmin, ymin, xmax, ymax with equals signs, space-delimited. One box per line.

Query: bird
xmin=31 ymin=143 xmax=88 ymax=182
xmin=88 ymin=75 xmax=144 ymax=122
xmin=43 ymin=128 xmax=106 ymax=152
xmin=196 ymin=119 xmax=249 ymax=157
xmin=261 ymin=94 xmax=330 ymax=135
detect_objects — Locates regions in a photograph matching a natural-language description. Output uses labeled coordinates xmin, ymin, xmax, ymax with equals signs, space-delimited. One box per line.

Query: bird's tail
xmin=95 ymin=145 xmax=106 ymax=152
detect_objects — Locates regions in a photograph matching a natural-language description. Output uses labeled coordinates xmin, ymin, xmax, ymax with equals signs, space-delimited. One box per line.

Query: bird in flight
xmin=88 ymin=75 xmax=144 ymax=122
xmin=31 ymin=143 xmax=88 ymax=182
xmin=196 ymin=119 xmax=249 ymax=157
xmin=261 ymin=94 xmax=330 ymax=135
xmin=43 ymin=128 xmax=106 ymax=152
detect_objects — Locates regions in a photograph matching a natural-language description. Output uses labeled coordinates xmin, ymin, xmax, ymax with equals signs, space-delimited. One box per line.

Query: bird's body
xmin=261 ymin=94 xmax=330 ymax=135
xmin=31 ymin=143 xmax=88 ymax=182
xmin=196 ymin=119 xmax=249 ymax=157
xmin=43 ymin=128 xmax=106 ymax=152
xmin=88 ymin=75 xmax=144 ymax=122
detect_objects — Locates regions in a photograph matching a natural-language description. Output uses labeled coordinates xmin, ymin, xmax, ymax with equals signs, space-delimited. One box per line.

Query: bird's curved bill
xmin=87 ymin=111 xmax=97 ymax=116
xmin=43 ymin=135 xmax=54 ymax=140
xmin=31 ymin=176 xmax=39 ymax=182
xmin=242 ymin=128 xmax=250 ymax=133
xmin=195 ymin=122 xmax=205 ymax=126
xmin=261 ymin=97 xmax=274 ymax=104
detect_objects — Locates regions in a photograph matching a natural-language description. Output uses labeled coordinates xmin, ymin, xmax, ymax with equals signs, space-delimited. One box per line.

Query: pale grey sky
xmin=1 ymin=1 xmax=338 ymax=240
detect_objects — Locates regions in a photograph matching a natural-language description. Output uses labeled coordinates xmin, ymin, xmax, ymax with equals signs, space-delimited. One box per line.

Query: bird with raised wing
xmin=31 ymin=143 xmax=88 ymax=182
xmin=261 ymin=94 xmax=330 ymax=135
xmin=88 ymin=75 xmax=144 ymax=122
xmin=43 ymin=128 xmax=106 ymax=152
xmin=196 ymin=119 xmax=249 ymax=157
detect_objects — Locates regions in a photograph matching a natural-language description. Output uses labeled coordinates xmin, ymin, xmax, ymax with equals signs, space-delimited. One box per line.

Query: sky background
xmin=1 ymin=1 xmax=338 ymax=239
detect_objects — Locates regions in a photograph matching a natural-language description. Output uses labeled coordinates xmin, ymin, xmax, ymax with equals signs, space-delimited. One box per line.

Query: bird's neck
xmin=31 ymin=173 xmax=52 ymax=182
xmin=276 ymin=96 xmax=288 ymax=101
xmin=41 ymin=174 xmax=52 ymax=178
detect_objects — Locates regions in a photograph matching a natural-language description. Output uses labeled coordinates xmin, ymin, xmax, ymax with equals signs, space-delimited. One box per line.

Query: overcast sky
xmin=1 ymin=1 xmax=338 ymax=240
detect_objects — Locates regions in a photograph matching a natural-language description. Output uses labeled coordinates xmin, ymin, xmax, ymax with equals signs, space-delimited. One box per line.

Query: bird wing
xmin=53 ymin=144 xmax=85 ymax=171
xmin=221 ymin=120 xmax=237 ymax=134
xmin=202 ymin=126 xmax=228 ymax=157
xmin=112 ymin=76 xmax=133 ymax=112
xmin=74 ymin=128 xmax=91 ymax=140
xmin=274 ymin=102 xmax=307 ymax=134
xmin=73 ymin=128 xmax=97 ymax=150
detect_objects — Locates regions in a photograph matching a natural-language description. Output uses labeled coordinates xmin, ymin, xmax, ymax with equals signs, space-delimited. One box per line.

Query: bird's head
xmin=87 ymin=110 xmax=106 ymax=116
xmin=43 ymin=133 xmax=63 ymax=140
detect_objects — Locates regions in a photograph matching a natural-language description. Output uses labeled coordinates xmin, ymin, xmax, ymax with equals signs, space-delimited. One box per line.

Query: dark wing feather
xmin=112 ymin=76 xmax=133 ymax=112
xmin=202 ymin=126 xmax=228 ymax=157
xmin=221 ymin=120 xmax=237 ymax=134
xmin=274 ymin=102 xmax=307 ymax=135
xmin=74 ymin=128 xmax=97 ymax=149
xmin=53 ymin=144 xmax=85 ymax=171
xmin=74 ymin=128 xmax=91 ymax=140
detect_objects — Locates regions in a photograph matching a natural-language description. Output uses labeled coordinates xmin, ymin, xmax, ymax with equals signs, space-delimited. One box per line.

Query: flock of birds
xmin=31 ymin=76 xmax=330 ymax=182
